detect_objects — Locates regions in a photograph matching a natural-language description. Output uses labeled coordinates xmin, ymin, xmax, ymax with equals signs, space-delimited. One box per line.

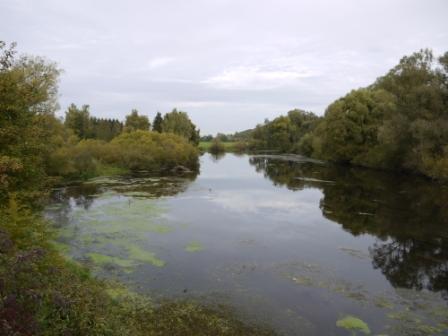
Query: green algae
xmin=185 ymin=241 xmax=204 ymax=252
xmin=146 ymin=224 xmax=173 ymax=233
xmin=373 ymin=296 xmax=394 ymax=309
xmin=336 ymin=315 xmax=370 ymax=335
xmin=126 ymin=245 xmax=166 ymax=267
xmin=87 ymin=252 xmax=136 ymax=269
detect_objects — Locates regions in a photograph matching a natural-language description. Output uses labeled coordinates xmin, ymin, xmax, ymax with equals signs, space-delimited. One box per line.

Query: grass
xmin=199 ymin=141 xmax=247 ymax=153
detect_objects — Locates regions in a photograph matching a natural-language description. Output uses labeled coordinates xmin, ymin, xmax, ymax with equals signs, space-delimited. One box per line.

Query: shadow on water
xmin=249 ymin=155 xmax=448 ymax=300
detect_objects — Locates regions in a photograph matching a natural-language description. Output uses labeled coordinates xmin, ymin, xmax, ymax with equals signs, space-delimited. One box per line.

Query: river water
xmin=45 ymin=153 xmax=448 ymax=335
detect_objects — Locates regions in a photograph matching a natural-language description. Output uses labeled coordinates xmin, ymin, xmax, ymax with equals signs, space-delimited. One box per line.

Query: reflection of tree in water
xmin=249 ymin=155 xmax=448 ymax=299
xmin=48 ymin=172 xmax=198 ymax=211
xmin=210 ymin=152 xmax=226 ymax=162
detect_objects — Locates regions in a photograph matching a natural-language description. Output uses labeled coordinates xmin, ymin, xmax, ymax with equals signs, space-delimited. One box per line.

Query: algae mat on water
xmin=336 ymin=315 xmax=370 ymax=335
xmin=54 ymin=187 xmax=171 ymax=272
xmin=185 ymin=241 xmax=204 ymax=252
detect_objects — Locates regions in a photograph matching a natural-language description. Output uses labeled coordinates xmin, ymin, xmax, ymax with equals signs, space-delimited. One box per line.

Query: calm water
xmin=45 ymin=153 xmax=448 ymax=335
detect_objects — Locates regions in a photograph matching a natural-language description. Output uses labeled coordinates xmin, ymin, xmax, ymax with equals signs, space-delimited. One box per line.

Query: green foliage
xmin=250 ymin=109 xmax=320 ymax=153
xmin=64 ymin=103 xmax=91 ymax=138
xmin=245 ymin=49 xmax=448 ymax=179
xmin=0 ymin=41 xmax=60 ymax=204
xmin=48 ymin=131 xmax=199 ymax=178
xmin=200 ymin=134 xmax=213 ymax=142
xmin=64 ymin=103 xmax=123 ymax=141
xmin=310 ymin=88 xmax=394 ymax=165
xmin=109 ymin=130 xmax=199 ymax=172
xmin=152 ymin=112 xmax=163 ymax=132
xmin=89 ymin=117 xmax=123 ymax=141
xmin=209 ymin=138 xmax=226 ymax=154
xmin=303 ymin=49 xmax=448 ymax=180
xmin=199 ymin=140 xmax=247 ymax=153
xmin=124 ymin=109 xmax=150 ymax=132
xmin=161 ymin=108 xmax=200 ymax=145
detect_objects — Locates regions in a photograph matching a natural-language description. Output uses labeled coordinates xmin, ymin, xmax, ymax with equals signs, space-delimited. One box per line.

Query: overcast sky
xmin=1 ymin=0 xmax=447 ymax=134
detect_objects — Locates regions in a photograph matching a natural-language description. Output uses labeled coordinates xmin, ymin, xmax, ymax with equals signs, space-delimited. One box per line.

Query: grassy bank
xmin=199 ymin=141 xmax=247 ymax=153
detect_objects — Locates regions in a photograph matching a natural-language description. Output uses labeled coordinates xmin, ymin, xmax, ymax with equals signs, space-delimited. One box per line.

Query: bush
xmin=209 ymin=139 xmax=225 ymax=154
xmin=48 ymin=131 xmax=200 ymax=179
xmin=109 ymin=130 xmax=199 ymax=172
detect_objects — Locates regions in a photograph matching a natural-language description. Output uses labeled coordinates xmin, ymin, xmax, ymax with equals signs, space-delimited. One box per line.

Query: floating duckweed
xmin=87 ymin=252 xmax=136 ymax=268
xmin=336 ymin=315 xmax=370 ymax=335
xmin=127 ymin=245 xmax=166 ymax=267
xmin=185 ymin=241 xmax=204 ymax=252
xmin=374 ymin=296 xmax=394 ymax=309
xmin=147 ymin=224 xmax=173 ymax=234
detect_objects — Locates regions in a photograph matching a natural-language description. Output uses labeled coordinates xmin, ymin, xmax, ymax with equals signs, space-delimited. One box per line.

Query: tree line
xmin=65 ymin=104 xmax=200 ymax=144
xmin=247 ymin=49 xmax=448 ymax=180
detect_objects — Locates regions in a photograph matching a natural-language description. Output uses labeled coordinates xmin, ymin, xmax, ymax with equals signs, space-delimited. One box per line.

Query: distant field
xmin=198 ymin=141 xmax=241 ymax=152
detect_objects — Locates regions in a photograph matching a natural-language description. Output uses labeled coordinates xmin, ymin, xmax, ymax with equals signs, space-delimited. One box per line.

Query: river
xmin=45 ymin=153 xmax=448 ymax=335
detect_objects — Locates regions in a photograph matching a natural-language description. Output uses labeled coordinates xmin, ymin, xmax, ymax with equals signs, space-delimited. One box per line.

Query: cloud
xmin=209 ymin=190 xmax=317 ymax=214
xmin=146 ymin=57 xmax=175 ymax=69
xmin=203 ymin=65 xmax=316 ymax=90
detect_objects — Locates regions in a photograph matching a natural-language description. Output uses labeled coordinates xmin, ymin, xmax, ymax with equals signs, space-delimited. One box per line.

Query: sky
xmin=1 ymin=0 xmax=447 ymax=134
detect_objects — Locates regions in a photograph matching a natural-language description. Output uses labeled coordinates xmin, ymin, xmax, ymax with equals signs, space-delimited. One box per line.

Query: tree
xmin=64 ymin=104 xmax=91 ymax=139
xmin=89 ymin=117 xmax=123 ymax=141
xmin=124 ymin=109 xmax=150 ymax=132
xmin=152 ymin=112 xmax=163 ymax=133
xmin=305 ymin=49 xmax=448 ymax=179
xmin=161 ymin=109 xmax=200 ymax=145
xmin=0 ymin=41 xmax=61 ymax=202
xmin=249 ymin=109 xmax=319 ymax=153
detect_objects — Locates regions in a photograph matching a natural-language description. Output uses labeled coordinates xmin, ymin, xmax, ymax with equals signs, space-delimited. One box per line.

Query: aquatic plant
xmin=185 ymin=241 xmax=204 ymax=252
xmin=336 ymin=315 xmax=370 ymax=335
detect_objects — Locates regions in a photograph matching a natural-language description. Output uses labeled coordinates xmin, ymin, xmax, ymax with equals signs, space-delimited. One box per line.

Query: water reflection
xmin=249 ymin=155 xmax=448 ymax=299
xmin=50 ymin=173 xmax=198 ymax=210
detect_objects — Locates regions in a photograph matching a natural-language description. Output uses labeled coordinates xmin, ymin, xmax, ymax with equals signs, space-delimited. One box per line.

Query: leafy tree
xmin=64 ymin=103 xmax=91 ymax=139
xmin=209 ymin=138 xmax=226 ymax=154
xmin=161 ymin=109 xmax=200 ymax=145
xmin=152 ymin=112 xmax=163 ymax=133
xmin=200 ymin=134 xmax=213 ymax=142
xmin=304 ymin=49 xmax=448 ymax=179
xmin=216 ymin=133 xmax=229 ymax=142
xmin=124 ymin=109 xmax=150 ymax=132
xmin=0 ymin=41 xmax=60 ymax=203
xmin=90 ymin=117 xmax=123 ymax=141
xmin=250 ymin=109 xmax=319 ymax=152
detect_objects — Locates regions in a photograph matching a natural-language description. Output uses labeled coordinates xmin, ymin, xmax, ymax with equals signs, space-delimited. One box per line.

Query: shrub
xmin=209 ymin=139 xmax=226 ymax=154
